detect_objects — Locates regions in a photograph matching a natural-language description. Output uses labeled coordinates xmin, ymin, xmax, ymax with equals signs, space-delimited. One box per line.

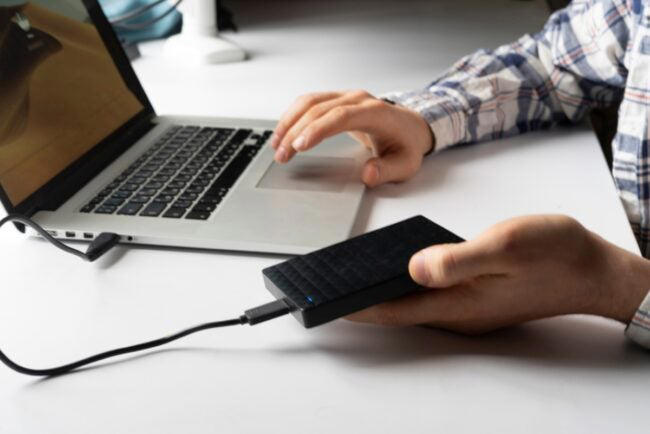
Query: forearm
xmin=387 ymin=35 xmax=568 ymax=151
xmin=388 ymin=1 xmax=627 ymax=152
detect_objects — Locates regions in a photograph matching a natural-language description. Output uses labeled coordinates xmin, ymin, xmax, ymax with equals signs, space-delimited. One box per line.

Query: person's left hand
xmin=347 ymin=215 xmax=650 ymax=334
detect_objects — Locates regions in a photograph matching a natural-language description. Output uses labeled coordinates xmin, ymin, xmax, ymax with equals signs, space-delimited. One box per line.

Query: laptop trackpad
xmin=256 ymin=156 xmax=355 ymax=193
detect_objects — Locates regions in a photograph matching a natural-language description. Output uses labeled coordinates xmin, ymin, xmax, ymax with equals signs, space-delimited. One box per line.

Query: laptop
xmin=0 ymin=0 xmax=365 ymax=254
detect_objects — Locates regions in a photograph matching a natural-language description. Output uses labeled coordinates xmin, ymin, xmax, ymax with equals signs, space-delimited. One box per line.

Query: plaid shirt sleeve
xmin=626 ymin=290 xmax=650 ymax=348
xmin=385 ymin=0 xmax=628 ymax=152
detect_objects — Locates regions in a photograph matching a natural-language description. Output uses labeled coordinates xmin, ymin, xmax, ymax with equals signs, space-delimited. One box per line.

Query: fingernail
xmin=270 ymin=133 xmax=281 ymax=149
xmin=292 ymin=135 xmax=306 ymax=151
xmin=275 ymin=148 xmax=287 ymax=163
xmin=410 ymin=252 xmax=429 ymax=285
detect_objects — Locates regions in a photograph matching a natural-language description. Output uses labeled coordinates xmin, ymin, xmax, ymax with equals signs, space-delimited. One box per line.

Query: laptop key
xmin=185 ymin=211 xmax=210 ymax=220
xmin=193 ymin=203 xmax=216 ymax=212
xmin=154 ymin=194 xmax=175 ymax=203
xmin=192 ymin=178 xmax=211 ymax=187
xmin=98 ymin=188 xmax=113 ymax=197
xmin=130 ymin=195 xmax=150 ymax=204
xmin=141 ymin=202 xmax=167 ymax=217
xmin=229 ymin=129 xmax=252 ymax=145
xmin=168 ymin=180 xmax=186 ymax=188
xmin=204 ymin=187 xmax=228 ymax=198
xmin=172 ymin=200 xmax=192 ymax=209
xmin=163 ymin=207 xmax=186 ymax=218
xmin=139 ymin=188 xmax=158 ymax=197
xmin=80 ymin=204 xmax=95 ymax=213
xmin=210 ymin=146 xmax=255 ymax=189
xmin=120 ymin=183 xmax=139 ymax=192
xmin=179 ymin=192 xmax=198 ymax=201
xmin=144 ymin=182 xmax=164 ymax=190
xmin=118 ymin=202 xmax=144 ymax=215
xmin=161 ymin=188 xmax=180 ymax=196
xmin=129 ymin=176 xmax=147 ymax=184
xmin=104 ymin=198 xmax=125 ymax=207
xmin=174 ymin=174 xmax=191 ymax=182
xmin=112 ymin=191 xmax=132 ymax=199
xmin=198 ymin=196 xmax=222 ymax=205
xmin=95 ymin=205 xmax=117 ymax=214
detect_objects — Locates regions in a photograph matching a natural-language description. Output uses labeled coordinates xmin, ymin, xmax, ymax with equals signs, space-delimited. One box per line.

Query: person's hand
xmin=348 ymin=215 xmax=650 ymax=334
xmin=270 ymin=90 xmax=434 ymax=187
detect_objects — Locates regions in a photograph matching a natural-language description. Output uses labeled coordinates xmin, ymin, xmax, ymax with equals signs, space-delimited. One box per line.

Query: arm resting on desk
xmin=385 ymin=0 xmax=629 ymax=152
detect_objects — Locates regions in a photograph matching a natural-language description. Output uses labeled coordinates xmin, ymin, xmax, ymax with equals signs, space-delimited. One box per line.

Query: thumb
xmin=409 ymin=240 xmax=498 ymax=288
xmin=361 ymin=152 xmax=417 ymax=187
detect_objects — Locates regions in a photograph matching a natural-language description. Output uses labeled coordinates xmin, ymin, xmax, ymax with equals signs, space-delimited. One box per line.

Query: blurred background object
xmin=163 ymin=0 xmax=245 ymax=64
xmin=98 ymin=0 xmax=182 ymax=45
xmin=98 ymin=0 xmax=243 ymax=64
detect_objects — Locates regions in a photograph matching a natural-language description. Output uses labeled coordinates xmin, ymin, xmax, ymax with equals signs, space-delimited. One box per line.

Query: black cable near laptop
xmin=0 ymin=213 xmax=463 ymax=377
xmin=0 ymin=214 xmax=292 ymax=376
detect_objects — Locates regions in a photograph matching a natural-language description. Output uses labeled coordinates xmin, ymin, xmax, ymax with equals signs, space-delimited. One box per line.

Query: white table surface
xmin=1 ymin=1 xmax=647 ymax=433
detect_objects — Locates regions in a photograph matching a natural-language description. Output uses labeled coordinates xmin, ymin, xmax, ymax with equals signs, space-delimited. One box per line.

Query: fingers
xmin=409 ymin=238 xmax=503 ymax=288
xmin=274 ymin=102 xmax=380 ymax=163
xmin=272 ymin=90 xmax=382 ymax=163
xmin=272 ymin=91 xmax=341 ymax=150
xmin=288 ymin=97 xmax=386 ymax=155
xmin=276 ymin=94 xmax=362 ymax=163
xmin=361 ymin=151 xmax=420 ymax=187
xmin=345 ymin=284 xmax=476 ymax=327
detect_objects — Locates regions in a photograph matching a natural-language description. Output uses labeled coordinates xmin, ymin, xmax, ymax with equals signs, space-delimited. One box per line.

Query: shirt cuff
xmin=381 ymin=89 xmax=468 ymax=153
xmin=625 ymin=289 xmax=650 ymax=349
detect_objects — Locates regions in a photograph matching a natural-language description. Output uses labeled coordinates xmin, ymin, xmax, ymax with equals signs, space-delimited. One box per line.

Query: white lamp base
xmin=164 ymin=33 xmax=246 ymax=65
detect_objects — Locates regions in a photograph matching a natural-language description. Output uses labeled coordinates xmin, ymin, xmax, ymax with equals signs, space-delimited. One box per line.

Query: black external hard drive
xmin=262 ymin=215 xmax=464 ymax=328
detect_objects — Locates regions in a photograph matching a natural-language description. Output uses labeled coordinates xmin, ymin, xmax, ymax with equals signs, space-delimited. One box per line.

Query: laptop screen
xmin=0 ymin=0 xmax=145 ymax=207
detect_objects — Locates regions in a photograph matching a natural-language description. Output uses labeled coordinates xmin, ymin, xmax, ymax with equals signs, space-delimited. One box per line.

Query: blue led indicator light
xmin=306 ymin=295 xmax=314 ymax=303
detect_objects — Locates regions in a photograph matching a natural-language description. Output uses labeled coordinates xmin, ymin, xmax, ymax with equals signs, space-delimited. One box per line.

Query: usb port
xmin=65 ymin=231 xmax=76 ymax=238
xmin=47 ymin=230 xmax=58 ymax=237
xmin=83 ymin=233 xmax=94 ymax=239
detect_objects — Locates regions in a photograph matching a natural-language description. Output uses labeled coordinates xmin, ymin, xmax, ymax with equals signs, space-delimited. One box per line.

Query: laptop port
xmin=65 ymin=231 xmax=76 ymax=238
xmin=47 ymin=230 xmax=57 ymax=237
xmin=83 ymin=233 xmax=94 ymax=239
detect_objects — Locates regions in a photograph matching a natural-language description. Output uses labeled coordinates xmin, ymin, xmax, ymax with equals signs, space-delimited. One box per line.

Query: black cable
xmin=0 ymin=215 xmax=119 ymax=262
xmin=0 ymin=300 xmax=291 ymax=377
xmin=0 ymin=318 xmax=246 ymax=377
xmin=0 ymin=213 xmax=293 ymax=377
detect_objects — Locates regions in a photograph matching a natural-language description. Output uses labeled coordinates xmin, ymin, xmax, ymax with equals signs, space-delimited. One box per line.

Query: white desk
xmin=1 ymin=1 xmax=647 ymax=433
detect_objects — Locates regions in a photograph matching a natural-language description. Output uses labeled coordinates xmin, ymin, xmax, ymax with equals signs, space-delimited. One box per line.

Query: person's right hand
xmin=270 ymin=90 xmax=435 ymax=187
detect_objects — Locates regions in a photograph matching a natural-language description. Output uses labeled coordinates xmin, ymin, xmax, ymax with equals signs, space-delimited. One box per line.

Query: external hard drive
xmin=262 ymin=215 xmax=464 ymax=328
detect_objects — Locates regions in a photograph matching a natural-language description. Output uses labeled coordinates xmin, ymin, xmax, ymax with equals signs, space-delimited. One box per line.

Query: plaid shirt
xmin=388 ymin=0 xmax=650 ymax=345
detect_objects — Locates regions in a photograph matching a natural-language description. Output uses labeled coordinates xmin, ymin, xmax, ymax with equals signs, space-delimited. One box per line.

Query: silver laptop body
xmin=0 ymin=1 xmax=364 ymax=255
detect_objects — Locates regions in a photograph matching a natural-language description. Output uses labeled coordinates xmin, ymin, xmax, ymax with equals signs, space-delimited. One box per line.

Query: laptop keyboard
xmin=79 ymin=125 xmax=272 ymax=220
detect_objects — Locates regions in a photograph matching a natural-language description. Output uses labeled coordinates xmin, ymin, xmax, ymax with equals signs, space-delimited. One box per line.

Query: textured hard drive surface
xmin=262 ymin=215 xmax=464 ymax=326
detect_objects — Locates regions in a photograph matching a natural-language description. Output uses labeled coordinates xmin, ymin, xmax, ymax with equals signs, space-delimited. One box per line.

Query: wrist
xmin=400 ymin=105 xmax=436 ymax=156
xmin=381 ymin=97 xmax=435 ymax=156
xmin=591 ymin=235 xmax=650 ymax=323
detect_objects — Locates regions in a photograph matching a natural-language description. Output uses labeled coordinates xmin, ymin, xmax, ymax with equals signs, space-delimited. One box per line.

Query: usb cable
xmin=0 ymin=214 xmax=292 ymax=377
